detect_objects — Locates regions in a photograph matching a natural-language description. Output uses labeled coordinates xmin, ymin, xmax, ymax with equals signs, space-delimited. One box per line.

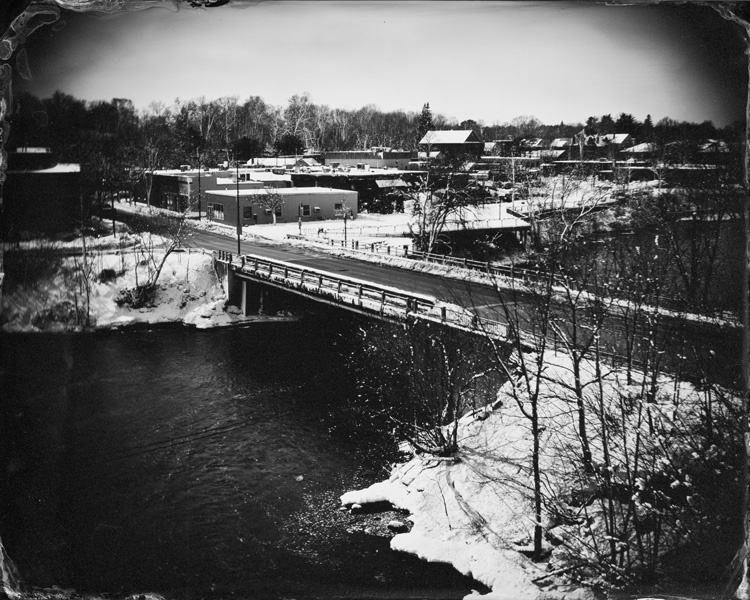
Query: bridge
xmin=214 ymin=250 xmax=510 ymax=339
xmin=209 ymin=240 xmax=740 ymax=387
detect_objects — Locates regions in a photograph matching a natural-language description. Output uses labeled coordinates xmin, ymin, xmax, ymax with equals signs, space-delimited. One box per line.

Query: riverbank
xmin=0 ymin=232 xmax=289 ymax=333
xmin=340 ymin=349 xmax=738 ymax=600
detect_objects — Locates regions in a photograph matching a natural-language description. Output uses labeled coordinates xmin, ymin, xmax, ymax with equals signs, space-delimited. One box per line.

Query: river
xmin=0 ymin=317 xmax=483 ymax=600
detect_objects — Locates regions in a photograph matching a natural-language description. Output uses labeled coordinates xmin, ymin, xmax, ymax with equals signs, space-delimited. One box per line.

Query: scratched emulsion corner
xmin=0 ymin=1 xmax=61 ymax=190
xmin=0 ymin=0 xmax=238 ymax=188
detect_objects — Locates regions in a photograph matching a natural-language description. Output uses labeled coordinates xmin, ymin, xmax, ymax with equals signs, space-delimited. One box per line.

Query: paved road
xmin=186 ymin=226 xmax=742 ymax=387
xmin=186 ymin=227 xmax=505 ymax=317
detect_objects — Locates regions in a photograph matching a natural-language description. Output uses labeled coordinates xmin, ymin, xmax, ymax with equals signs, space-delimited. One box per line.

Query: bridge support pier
xmin=232 ymin=277 xmax=287 ymax=316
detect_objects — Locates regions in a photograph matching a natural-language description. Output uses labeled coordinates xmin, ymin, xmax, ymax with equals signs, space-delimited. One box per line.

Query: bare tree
xmin=255 ymin=190 xmax=285 ymax=225
xmin=401 ymin=164 xmax=484 ymax=254
xmin=351 ymin=319 xmax=500 ymax=457
xmin=116 ymin=209 xmax=191 ymax=308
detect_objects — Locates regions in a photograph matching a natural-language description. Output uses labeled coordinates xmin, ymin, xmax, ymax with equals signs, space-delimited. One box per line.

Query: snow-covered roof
xmin=250 ymin=157 xmax=298 ymax=167
xmin=419 ymin=130 xmax=482 ymax=145
xmin=206 ymin=187 xmax=357 ymax=198
xmin=375 ymin=178 xmax=408 ymax=188
xmin=15 ymin=147 xmax=52 ymax=153
xmin=31 ymin=163 xmax=81 ymax=173
xmin=699 ymin=139 xmax=730 ymax=153
xmin=550 ymin=138 xmax=572 ymax=149
xmin=520 ymin=138 xmax=545 ymax=148
xmin=600 ymin=133 xmax=631 ymax=145
xmin=621 ymin=142 xmax=656 ymax=154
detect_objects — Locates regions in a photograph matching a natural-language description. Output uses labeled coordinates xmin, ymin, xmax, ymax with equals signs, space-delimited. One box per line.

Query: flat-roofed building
xmin=290 ymin=168 xmax=421 ymax=213
xmin=147 ymin=168 xmax=291 ymax=212
xmin=323 ymin=150 xmax=415 ymax=170
xmin=203 ymin=187 xmax=358 ymax=227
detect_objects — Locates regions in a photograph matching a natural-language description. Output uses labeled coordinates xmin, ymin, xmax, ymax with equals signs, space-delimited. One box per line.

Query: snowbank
xmin=1 ymin=235 xmax=280 ymax=332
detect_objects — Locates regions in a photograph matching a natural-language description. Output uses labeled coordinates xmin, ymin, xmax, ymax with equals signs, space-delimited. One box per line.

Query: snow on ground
xmin=3 ymin=192 xmax=733 ymax=599
xmin=340 ymin=349 xmax=730 ymax=600
xmin=1 ymin=233 xmax=290 ymax=332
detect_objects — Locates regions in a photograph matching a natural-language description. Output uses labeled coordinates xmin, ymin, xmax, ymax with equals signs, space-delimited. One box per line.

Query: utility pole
xmin=235 ymin=161 xmax=241 ymax=256
xmin=197 ymin=151 xmax=202 ymax=220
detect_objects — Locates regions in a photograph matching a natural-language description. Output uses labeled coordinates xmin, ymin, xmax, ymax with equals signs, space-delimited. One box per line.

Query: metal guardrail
xmin=406 ymin=250 xmax=692 ymax=314
xmin=212 ymin=251 xmax=736 ymax=385
xmin=406 ymin=250 xmax=552 ymax=284
xmin=214 ymin=251 xmax=510 ymax=338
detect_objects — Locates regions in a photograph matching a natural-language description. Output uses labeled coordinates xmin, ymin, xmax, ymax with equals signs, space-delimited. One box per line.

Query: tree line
xmin=8 ymin=90 xmax=741 ymax=169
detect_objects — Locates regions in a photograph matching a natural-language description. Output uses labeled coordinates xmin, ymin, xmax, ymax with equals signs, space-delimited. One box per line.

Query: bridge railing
xmin=406 ymin=250 xmax=691 ymax=314
xmin=406 ymin=250 xmax=556 ymax=286
xmin=235 ymin=252 xmax=438 ymax=320
xmin=214 ymin=250 xmax=512 ymax=339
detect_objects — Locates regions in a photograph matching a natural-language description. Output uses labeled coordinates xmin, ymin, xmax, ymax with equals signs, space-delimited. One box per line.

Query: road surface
xmin=185 ymin=226 xmax=742 ymax=388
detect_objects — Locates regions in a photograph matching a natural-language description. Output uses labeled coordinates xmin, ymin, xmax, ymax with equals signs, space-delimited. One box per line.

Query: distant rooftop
xmin=419 ymin=130 xmax=483 ymax=145
xmin=206 ymin=187 xmax=357 ymax=198
xmin=15 ymin=147 xmax=52 ymax=153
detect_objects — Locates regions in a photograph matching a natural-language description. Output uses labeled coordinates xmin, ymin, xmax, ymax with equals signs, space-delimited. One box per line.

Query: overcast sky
xmin=14 ymin=1 xmax=748 ymax=127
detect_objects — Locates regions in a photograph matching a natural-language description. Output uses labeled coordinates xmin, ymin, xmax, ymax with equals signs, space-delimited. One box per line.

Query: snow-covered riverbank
xmin=341 ymin=348 xmax=738 ymax=600
xmin=0 ymin=233 xmax=283 ymax=332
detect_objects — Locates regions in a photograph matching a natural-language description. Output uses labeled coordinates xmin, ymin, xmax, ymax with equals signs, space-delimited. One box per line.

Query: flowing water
xmin=0 ymin=319 xmax=481 ymax=600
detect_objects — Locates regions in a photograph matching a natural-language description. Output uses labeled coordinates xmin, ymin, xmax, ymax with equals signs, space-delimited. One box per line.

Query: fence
xmin=299 ymin=224 xmax=411 ymax=239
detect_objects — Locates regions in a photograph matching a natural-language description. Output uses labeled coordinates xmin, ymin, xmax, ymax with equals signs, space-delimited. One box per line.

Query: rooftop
xmin=419 ymin=130 xmax=483 ymax=145
xmin=206 ymin=187 xmax=358 ymax=198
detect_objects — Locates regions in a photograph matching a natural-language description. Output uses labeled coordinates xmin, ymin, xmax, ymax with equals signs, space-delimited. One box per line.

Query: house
xmin=418 ymin=130 xmax=484 ymax=159
xmin=571 ymin=133 xmax=633 ymax=160
xmin=203 ymin=187 xmax=358 ymax=227
xmin=549 ymin=138 xmax=574 ymax=160
xmin=483 ymin=138 xmax=514 ymax=157
xmin=519 ymin=138 xmax=546 ymax=154
xmin=1 ymin=147 xmax=82 ymax=235
xmin=620 ymin=142 xmax=657 ymax=158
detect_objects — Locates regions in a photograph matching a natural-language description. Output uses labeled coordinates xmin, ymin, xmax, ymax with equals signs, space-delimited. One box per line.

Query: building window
xmin=208 ymin=202 xmax=224 ymax=221
xmin=302 ymin=204 xmax=311 ymax=216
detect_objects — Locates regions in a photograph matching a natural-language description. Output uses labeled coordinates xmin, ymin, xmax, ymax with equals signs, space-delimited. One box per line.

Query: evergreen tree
xmin=417 ymin=102 xmax=433 ymax=142
xmin=639 ymin=114 xmax=654 ymax=142
xmin=615 ymin=112 xmax=639 ymax=137
xmin=599 ymin=114 xmax=616 ymax=135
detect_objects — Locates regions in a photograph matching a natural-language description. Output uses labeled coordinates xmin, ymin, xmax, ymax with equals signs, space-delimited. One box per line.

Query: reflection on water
xmin=1 ymin=320 xmax=480 ymax=599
